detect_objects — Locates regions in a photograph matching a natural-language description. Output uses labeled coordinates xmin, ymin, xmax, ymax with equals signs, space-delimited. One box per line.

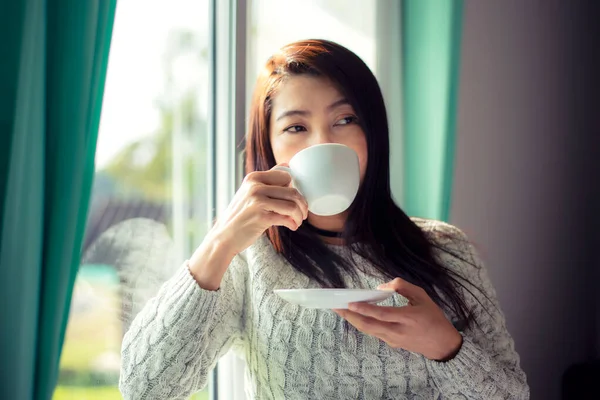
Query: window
xmin=55 ymin=1 xmax=211 ymax=399
xmin=55 ymin=1 xmax=400 ymax=399
xmin=246 ymin=0 xmax=378 ymax=104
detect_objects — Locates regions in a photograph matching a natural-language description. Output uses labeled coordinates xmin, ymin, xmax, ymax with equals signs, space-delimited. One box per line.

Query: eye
xmin=283 ymin=125 xmax=307 ymax=134
xmin=335 ymin=115 xmax=358 ymax=126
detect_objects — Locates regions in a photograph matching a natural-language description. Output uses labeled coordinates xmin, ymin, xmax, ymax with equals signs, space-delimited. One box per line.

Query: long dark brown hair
xmin=246 ymin=39 xmax=482 ymax=328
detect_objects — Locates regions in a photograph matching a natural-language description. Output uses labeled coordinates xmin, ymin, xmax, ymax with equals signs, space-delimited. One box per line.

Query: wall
xmin=451 ymin=1 xmax=598 ymax=399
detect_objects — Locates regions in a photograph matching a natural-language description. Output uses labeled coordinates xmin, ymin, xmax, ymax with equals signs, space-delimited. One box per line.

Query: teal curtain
xmin=401 ymin=0 xmax=464 ymax=221
xmin=0 ymin=1 xmax=116 ymax=398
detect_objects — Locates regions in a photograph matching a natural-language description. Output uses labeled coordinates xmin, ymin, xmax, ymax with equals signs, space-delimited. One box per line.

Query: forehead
xmin=271 ymin=75 xmax=344 ymax=110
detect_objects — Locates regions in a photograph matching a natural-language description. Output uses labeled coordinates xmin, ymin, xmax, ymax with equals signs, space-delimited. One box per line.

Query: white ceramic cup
xmin=272 ymin=143 xmax=360 ymax=216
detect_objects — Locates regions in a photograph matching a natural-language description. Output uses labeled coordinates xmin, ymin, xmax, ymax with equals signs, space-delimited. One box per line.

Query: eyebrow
xmin=275 ymin=98 xmax=350 ymax=121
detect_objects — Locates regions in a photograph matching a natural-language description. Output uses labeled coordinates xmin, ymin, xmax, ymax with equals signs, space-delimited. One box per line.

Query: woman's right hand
xmin=189 ymin=166 xmax=308 ymax=289
xmin=215 ymin=167 xmax=309 ymax=255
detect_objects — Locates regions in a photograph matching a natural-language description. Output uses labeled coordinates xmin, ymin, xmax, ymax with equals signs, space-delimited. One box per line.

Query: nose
xmin=311 ymin=127 xmax=335 ymax=146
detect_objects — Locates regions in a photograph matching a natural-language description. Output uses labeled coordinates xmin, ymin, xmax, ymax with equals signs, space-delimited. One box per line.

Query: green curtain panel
xmin=401 ymin=0 xmax=464 ymax=221
xmin=0 ymin=1 xmax=116 ymax=398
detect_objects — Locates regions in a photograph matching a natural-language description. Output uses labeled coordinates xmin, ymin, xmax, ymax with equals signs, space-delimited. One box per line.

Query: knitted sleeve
xmin=119 ymin=253 xmax=248 ymax=399
xmin=424 ymin=222 xmax=530 ymax=399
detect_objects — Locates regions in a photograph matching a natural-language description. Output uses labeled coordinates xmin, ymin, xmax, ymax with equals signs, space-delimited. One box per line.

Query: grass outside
xmin=55 ymin=267 xmax=210 ymax=399
xmin=53 ymin=386 xmax=208 ymax=400
xmin=59 ymin=281 xmax=121 ymax=371
xmin=54 ymin=386 xmax=121 ymax=400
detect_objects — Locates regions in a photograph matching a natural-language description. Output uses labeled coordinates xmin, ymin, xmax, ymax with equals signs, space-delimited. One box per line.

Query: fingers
xmin=264 ymin=211 xmax=298 ymax=232
xmin=260 ymin=186 xmax=308 ymax=220
xmin=244 ymin=170 xmax=309 ymax=225
xmin=378 ymin=278 xmax=428 ymax=304
xmin=346 ymin=303 xmax=405 ymax=323
xmin=260 ymin=198 xmax=304 ymax=228
xmin=333 ymin=309 xmax=398 ymax=342
xmin=245 ymin=169 xmax=293 ymax=187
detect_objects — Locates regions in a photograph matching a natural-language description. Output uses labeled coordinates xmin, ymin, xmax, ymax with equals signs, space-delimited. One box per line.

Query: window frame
xmin=209 ymin=0 xmax=248 ymax=399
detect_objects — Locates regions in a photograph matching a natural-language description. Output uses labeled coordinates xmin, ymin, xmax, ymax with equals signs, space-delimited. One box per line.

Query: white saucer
xmin=273 ymin=288 xmax=396 ymax=309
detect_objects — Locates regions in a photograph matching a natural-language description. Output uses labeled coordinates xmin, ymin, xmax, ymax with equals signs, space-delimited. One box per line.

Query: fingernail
xmin=348 ymin=303 xmax=358 ymax=311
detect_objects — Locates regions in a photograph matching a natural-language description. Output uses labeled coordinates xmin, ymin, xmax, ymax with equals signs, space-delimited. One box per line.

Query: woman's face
xmin=269 ymin=75 xmax=368 ymax=182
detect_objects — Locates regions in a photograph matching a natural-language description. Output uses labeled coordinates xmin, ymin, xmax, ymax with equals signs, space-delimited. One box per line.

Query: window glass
xmin=247 ymin=0 xmax=377 ymax=98
xmin=54 ymin=1 xmax=211 ymax=399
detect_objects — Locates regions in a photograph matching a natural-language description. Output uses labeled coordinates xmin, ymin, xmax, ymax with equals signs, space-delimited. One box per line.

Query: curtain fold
xmin=401 ymin=0 xmax=464 ymax=221
xmin=0 ymin=1 xmax=116 ymax=398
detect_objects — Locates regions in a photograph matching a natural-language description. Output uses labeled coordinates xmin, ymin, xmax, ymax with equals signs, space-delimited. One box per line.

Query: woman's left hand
xmin=333 ymin=277 xmax=463 ymax=361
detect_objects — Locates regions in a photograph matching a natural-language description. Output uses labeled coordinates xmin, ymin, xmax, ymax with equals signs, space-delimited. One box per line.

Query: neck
xmin=306 ymin=212 xmax=347 ymax=245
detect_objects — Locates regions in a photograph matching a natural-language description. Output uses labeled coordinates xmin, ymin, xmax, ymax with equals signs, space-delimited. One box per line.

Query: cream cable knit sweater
xmin=119 ymin=218 xmax=529 ymax=399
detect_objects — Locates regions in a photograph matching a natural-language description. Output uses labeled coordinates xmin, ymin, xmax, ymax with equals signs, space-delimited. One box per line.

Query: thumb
xmin=378 ymin=277 xmax=426 ymax=304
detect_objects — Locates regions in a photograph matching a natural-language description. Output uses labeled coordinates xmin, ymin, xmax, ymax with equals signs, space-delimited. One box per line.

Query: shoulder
xmin=235 ymin=234 xmax=290 ymax=276
xmin=240 ymin=234 xmax=278 ymax=264
xmin=411 ymin=217 xmax=481 ymax=274
xmin=411 ymin=217 xmax=470 ymax=246
xmin=222 ymin=235 xmax=280 ymax=292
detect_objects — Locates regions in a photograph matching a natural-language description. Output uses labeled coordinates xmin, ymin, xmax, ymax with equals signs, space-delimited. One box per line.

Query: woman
xmin=119 ymin=39 xmax=529 ymax=399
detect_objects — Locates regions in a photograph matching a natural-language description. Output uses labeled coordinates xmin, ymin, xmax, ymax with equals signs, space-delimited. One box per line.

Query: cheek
xmin=358 ymin=149 xmax=368 ymax=182
xmin=352 ymin=136 xmax=368 ymax=182
xmin=270 ymin=137 xmax=304 ymax=165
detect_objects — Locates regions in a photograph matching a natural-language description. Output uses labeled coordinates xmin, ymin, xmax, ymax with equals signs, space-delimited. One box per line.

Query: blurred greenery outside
xmin=54 ymin=28 xmax=211 ymax=398
xmin=54 ymin=386 xmax=208 ymax=400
